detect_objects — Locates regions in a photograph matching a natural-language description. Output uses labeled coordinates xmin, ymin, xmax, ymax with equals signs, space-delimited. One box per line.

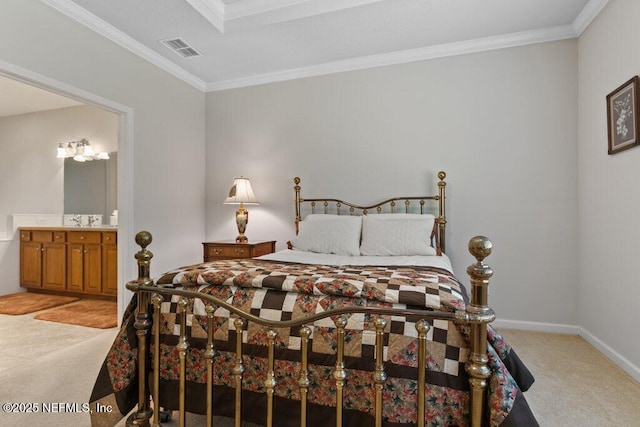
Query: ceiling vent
xmin=160 ymin=38 xmax=202 ymax=58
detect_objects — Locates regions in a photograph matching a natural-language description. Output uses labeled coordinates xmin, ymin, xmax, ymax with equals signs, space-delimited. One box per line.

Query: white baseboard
xmin=579 ymin=327 xmax=640 ymax=383
xmin=492 ymin=318 xmax=640 ymax=383
xmin=492 ymin=318 xmax=580 ymax=335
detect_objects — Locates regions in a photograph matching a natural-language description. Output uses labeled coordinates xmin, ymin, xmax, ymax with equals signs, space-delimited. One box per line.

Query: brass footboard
xmin=126 ymin=231 xmax=495 ymax=427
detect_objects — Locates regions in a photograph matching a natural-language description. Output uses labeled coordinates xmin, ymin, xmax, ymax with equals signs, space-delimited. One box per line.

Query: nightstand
xmin=203 ymin=240 xmax=276 ymax=262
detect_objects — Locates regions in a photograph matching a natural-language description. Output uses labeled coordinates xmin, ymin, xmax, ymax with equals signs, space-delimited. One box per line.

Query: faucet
xmin=87 ymin=215 xmax=99 ymax=227
xmin=70 ymin=214 xmax=83 ymax=227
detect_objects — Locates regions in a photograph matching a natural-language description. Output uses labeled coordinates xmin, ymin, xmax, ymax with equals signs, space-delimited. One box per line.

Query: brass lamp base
xmin=235 ymin=204 xmax=249 ymax=243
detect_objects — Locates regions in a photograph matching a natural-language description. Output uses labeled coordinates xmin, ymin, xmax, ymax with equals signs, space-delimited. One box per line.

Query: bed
xmin=90 ymin=172 xmax=538 ymax=426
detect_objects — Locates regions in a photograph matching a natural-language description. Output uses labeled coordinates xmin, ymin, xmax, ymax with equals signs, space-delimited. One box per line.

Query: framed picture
xmin=607 ymin=76 xmax=640 ymax=155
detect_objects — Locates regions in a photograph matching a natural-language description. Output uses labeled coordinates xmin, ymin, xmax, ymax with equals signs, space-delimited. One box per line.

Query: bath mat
xmin=0 ymin=292 xmax=79 ymax=315
xmin=34 ymin=299 xmax=117 ymax=329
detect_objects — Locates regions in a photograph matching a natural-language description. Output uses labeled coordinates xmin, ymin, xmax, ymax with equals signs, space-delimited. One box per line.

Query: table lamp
xmin=224 ymin=177 xmax=259 ymax=243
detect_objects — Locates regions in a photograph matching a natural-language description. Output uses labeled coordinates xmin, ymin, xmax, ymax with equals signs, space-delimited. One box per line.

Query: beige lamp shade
xmin=224 ymin=177 xmax=259 ymax=205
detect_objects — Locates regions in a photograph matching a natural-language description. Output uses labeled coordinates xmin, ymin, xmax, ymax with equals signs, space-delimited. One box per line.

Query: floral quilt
xmin=90 ymin=259 xmax=537 ymax=426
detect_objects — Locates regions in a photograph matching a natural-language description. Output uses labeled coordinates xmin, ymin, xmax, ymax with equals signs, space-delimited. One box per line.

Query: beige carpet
xmin=501 ymin=329 xmax=640 ymax=426
xmin=0 ymin=292 xmax=79 ymax=315
xmin=0 ymin=312 xmax=118 ymax=426
xmin=34 ymin=299 xmax=117 ymax=329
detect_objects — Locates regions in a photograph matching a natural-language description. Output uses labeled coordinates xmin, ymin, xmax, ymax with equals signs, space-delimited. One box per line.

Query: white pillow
xmin=360 ymin=215 xmax=436 ymax=256
xmin=292 ymin=215 xmax=362 ymax=256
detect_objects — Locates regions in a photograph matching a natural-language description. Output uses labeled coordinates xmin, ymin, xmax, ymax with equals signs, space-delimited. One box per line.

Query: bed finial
xmin=135 ymin=230 xmax=153 ymax=250
xmin=468 ymin=235 xmax=492 ymax=263
xmin=134 ymin=231 xmax=154 ymax=283
xmin=437 ymin=171 xmax=446 ymax=181
xmin=465 ymin=235 xmax=495 ymax=427
xmin=126 ymin=232 xmax=155 ymax=426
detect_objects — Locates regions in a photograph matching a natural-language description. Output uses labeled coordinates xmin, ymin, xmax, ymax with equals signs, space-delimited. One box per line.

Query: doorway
xmin=0 ymin=59 xmax=133 ymax=322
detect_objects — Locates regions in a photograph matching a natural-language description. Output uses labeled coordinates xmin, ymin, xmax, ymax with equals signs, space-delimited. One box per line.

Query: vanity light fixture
xmin=56 ymin=139 xmax=110 ymax=162
xmin=224 ymin=177 xmax=259 ymax=243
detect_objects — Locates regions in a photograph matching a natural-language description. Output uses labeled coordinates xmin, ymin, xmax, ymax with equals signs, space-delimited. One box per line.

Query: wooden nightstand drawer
xmin=208 ymin=245 xmax=249 ymax=258
xmin=203 ymin=241 xmax=276 ymax=262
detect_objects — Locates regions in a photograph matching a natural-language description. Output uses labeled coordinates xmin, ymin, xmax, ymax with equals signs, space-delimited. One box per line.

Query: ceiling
xmin=0 ymin=76 xmax=82 ymax=118
xmin=40 ymin=0 xmax=607 ymax=92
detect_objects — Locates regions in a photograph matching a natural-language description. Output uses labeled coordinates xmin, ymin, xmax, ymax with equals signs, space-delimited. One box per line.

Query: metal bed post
xmin=205 ymin=303 xmax=218 ymax=427
xmin=465 ymin=236 xmax=495 ymax=427
xmin=176 ymin=297 xmax=190 ymax=427
xmin=151 ymin=293 xmax=163 ymax=426
xmin=437 ymin=171 xmax=447 ymax=253
xmin=294 ymin=177 xmax=302 ymax=235
xmin=233 ymin=318 xmax=245 ymax=427
xmin=126 ymin=231 xmax=154 ymax=426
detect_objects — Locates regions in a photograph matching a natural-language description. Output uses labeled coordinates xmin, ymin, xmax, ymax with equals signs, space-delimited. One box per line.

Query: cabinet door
xmin=42 ymin=243 xmax=66 ymax=290
xmin=20 ymin=242 xmax=42 ymax=288
xmin=67 ymin=244 xmax=84 ymax=292
xmin=102 ymin=244 xmax=118 ymax=296
xmin=83 ymin=244 xmax=102 ymax=294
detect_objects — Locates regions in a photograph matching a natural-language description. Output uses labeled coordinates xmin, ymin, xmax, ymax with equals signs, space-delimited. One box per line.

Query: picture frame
xmin=607 ymin=76 xmax=640 ymax=155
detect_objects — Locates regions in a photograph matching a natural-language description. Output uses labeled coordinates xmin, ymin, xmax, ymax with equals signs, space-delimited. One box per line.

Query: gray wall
xmin=206 ymin=39 xmax=579 ymax=327
xmin=578 ymin=0 xmax=640 ymax=379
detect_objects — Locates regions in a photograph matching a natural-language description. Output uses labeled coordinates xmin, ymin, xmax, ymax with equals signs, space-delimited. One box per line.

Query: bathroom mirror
xmin=63 ymin=153 xmax=117 ymax=222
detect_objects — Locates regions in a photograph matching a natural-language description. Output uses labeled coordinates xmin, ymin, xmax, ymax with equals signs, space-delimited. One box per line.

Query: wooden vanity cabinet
xmin=19 ymin=230 xmax=66 ymax=291
xmin=19 ymin=227 xmax=117 ymax=297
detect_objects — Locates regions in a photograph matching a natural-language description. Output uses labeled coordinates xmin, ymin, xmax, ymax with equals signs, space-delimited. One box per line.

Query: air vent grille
xmin=160 ymin=38 xmax=202 ymax=58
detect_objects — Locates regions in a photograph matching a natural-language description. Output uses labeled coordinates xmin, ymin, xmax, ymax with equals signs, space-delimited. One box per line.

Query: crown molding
xmin=572 ymin=0 xmax=609 ymax=35
xmin=207 ymin=25 xmax=578 ymax=91
xmin=225 ymin=0 xmax=384 ymax=22
xmin=185 ymin=0 xmax=225 ymax=33
xmin=41 ymin=0 xmax=207 ymax=91
xmin=226 ymin=0 xmax=311 ymax=20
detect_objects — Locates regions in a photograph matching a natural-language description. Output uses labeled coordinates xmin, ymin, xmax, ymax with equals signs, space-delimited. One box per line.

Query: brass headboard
xmin=293 ymin=171 xmax=447 ymax=253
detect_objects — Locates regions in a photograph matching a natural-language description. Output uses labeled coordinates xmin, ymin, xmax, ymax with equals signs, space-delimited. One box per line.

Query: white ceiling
xmin=42 ymin=0 xmax=607 ymax=92
xmin=0 ymin=76 xmax=82 ymax=118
